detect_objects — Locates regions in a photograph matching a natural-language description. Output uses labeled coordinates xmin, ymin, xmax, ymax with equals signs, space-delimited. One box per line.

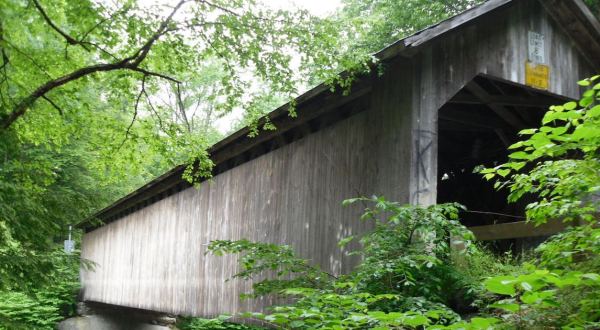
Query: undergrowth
xmin=0 ymin=250 xmax=80 ymax=330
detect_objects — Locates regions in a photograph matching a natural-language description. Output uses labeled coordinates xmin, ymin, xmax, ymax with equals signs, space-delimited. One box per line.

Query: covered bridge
xmin=78 ymin=0 xmax=600 ymax=318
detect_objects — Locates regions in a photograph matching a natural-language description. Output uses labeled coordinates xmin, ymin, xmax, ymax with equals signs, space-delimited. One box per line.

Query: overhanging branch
xmin=41 ymin=95 xmax=63 ymax=116
xmin=1 ymin=0 xmax=187 ymax=130
xmin=118 ymin=74 xmax=146 ymax=150
xmin=32 ymin=0 xmax=90 ymax=51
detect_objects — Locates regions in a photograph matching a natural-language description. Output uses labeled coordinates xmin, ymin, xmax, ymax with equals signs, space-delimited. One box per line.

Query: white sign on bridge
xmin=528 ymin=31 xmax=546 ymax=64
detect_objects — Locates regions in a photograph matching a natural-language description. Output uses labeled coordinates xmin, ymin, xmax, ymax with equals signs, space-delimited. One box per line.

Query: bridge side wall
xmin=81 ymin=60 xmax=414 ymax=316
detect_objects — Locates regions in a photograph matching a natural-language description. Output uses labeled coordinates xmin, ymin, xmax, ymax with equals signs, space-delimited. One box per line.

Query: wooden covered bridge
xmin=77 ymin=0 xmax=600 ymax=318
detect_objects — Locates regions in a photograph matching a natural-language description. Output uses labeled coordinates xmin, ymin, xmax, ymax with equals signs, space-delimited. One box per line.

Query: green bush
xmin=479 ymin=75 xmax=600 ymax=329
xmin=0 ymin=250 xmax=80 ymax=330
xmin=178 ymin=316 xmax=266 ymax=330
xmin=208 ymin=200 xmax=502 ymax=329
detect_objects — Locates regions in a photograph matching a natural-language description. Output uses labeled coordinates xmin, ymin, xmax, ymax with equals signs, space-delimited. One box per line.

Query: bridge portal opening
xmin=437 ymin=75 xmax=568 ymax=251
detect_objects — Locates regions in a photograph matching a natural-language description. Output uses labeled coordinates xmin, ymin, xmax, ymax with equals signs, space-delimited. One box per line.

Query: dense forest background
xmin=0 ymin=0 xmax=599 ymax=328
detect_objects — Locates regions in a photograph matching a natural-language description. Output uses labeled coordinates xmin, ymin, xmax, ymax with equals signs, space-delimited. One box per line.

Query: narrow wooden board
xmin=469 ymin=220 xmax=574 ymax=241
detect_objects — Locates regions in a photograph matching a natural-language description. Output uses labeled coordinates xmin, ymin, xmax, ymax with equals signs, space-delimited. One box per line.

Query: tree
xmin=336 ymin=0 xmax=482 ymax=54
xmin=0 ymin=0 xmax=370 ymax=293
xmin=0 ymin=0 xmax=370 ymax=176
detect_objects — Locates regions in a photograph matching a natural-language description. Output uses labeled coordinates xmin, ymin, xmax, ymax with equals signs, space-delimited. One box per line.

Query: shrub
xmin=178 ymin=316 xmax=266 ymax=330
xmin=0 ymin=250 xmax=80 ymax=330
xmin=208 ymin=200 xmax=503 ymax=329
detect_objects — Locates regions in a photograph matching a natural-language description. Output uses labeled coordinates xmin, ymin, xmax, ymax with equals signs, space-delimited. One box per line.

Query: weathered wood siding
xmin=81 ymin=61 xmax=414 ymax=316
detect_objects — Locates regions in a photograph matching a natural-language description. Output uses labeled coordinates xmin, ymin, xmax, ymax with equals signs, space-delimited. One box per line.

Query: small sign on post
xmin=64 ymin=225 xmax=75 ymax=254
xmin=64 ymin=239 xmax=75 ymax=254
xmin=526 ymin=31 xmax=550 ymax=90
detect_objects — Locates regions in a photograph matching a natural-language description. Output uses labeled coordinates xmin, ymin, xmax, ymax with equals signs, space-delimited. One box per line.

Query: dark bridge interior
xmin=437 ymin=75 xmax=570 ymax=250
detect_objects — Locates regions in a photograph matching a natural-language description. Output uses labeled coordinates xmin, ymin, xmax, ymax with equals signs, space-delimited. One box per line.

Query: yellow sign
xmin=525 ymin=62 xmax=550 ymax=90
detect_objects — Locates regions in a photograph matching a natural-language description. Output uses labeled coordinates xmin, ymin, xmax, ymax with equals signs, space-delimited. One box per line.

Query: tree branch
xmin=175 ymin=83 xmax=192 ymax=132
xmin=142 ymin=86 xmax=167 ymax=134
xmin=197 ymin=0 xmax=289 ymax=24
xmin=124 ymin=0 xmax=188 ymax=67
xmin=129 ymin=67 xmax=181 ymax=83
xmin=1 ymin=0 xmax=187 ymax=130
xmin=3 ymin=40 xmax=52 ymax=79
xmin=78 ymin=4 xmax=131 ymax=60
xmin=81 ymin=41 xmax=119 ymax=60
xmin=79 ymin=3 xmax=127 ymax=43
xmin=32 ymin=0 xmax=90 ymax=51
xmin=118 ymin=75 xmax=146 ymax=150
xmin=41 ymin=95 xmax=63 ymax=116
xmin=0 ymin=49 xmax=8 ymax=72
xmin=2 ymin=61 xmax=122 ymax=129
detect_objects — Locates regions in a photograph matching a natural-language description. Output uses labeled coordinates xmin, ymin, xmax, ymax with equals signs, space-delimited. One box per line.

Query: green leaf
xmin=338 ymin=235 xmax=355 ymax=248
xmin=519 ymin=128 xmax=537 ymax=135
xmin=484 ymin=276 xmax=516 ymax=295
xmin=577 ymin=79 xmax=591 ymax=86
xmin=580 ymin=96 xmax=594 ymax=107
xmin=509 ymin=151 xmax=532 ymax=160
xmin=587 ymin=105 xmax=600 ymax=118
xmin=521 ymin=292 xmax=540 ymax=304
xmin=581 ymin=273 xmax=600 ymax=281
xmin=342 ymin=198 xmax=360 ymax=206
xmin=507 ymin=162 xmax=526 ymax=171
xmin=489 ymin=302 xmax=520 ymax=312
xmin=289 ymin=320 xmax=305 ymax=328
xmin=508 ymin=141 xmax=524 ymax=149
xmin=564 ymin=101 xmax=578 ymax=110
xmin=497 ymin=169 xmax=511 ymax=177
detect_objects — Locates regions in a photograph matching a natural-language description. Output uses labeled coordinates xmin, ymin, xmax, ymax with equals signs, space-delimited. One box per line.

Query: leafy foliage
xmin=241 ymin=290 xmax=462 ymax=330
xmin=484 ymin=266 xmax=600 ymax=328
xmin=481 ymin=75 xmax=600 ymax=224
xmin=0 ymin=129 xmax=138 ymax=290
xmin=178 ymin=316 xmax=266 ymax=330
xmin=344 ymin=199 xmax=473 ymax=304
xmin=335 ymin=0 xmax=482 ymax=55
xmin=208 ymin=239 xmax=334 ymax=298
xmin=481 ymin=224 xmax=600 ymax=328
xmin=209 ymin=200 xmax=505 ymax=329
xmin=477 ymin=76 xmax=600 ymax=329
xmin=0 ymin=250 xmax=80 ymax=329
xmin=537 ymin=224 xmax=600 ymax=271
